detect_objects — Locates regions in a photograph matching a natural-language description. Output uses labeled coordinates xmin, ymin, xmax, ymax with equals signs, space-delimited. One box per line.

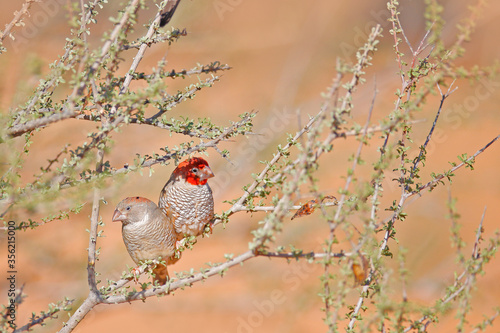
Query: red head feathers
xmin=172 ymin=157 xmax=214 ymax=186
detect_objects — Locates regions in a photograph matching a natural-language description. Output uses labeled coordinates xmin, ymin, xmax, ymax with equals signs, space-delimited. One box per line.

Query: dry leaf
xmin=291 ymin=195 xmax=336 ymax=220
xmin=352 ymin=254 xmax=369 ymax=286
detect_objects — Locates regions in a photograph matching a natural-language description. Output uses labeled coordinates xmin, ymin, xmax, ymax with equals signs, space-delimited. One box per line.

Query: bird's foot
xmin=131 ymin=267 xmax=141 ymax=283
xmin=175 ymin=238 xmax=185 ymax=250
xmin=203 ymin=222 xmax=213 ymax=237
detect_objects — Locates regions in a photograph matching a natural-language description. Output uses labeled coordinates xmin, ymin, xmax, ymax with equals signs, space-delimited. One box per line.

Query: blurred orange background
xmin=1 ymin=0 xmax=500 ymax=332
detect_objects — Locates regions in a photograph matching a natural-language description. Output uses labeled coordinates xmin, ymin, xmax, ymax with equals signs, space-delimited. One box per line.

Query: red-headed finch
xmin=158 ymin=157 xmax=215 ymax=244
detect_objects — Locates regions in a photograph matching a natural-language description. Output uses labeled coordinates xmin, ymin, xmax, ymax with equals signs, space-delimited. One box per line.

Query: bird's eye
xmin=191 ymin=167 xmax=198 ymax=173
xmin=126 ymin=206 xmax=131 ymax=211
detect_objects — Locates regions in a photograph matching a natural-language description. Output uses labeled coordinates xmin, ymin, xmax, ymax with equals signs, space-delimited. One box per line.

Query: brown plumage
xmin=113 ymin=197 xmax=177 ymax=285
xmin=158 ymin=157 xmax=215 ymax=243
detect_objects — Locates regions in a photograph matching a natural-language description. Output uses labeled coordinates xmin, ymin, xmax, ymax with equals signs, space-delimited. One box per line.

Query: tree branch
xmin=410 ymin=133 xmax=500 ymax=197
xmin=7 ymin=107 xmax=77 ymax=138
xmin=101 ymin=251 xmax=255 ymax=304
xmin=0 ymin=0 xmax=38 ymax=44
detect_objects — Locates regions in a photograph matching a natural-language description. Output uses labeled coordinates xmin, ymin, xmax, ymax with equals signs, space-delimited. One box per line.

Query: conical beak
xmin=112 ymin=209 xmax=126 ymax=222
xmin=199 ymin=165 xmax=215 ymax=181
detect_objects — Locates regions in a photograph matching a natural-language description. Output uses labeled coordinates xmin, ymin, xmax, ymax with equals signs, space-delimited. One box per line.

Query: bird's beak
xmin=112 ymin=209 xmax=126 ymax=222
xmin=199 ymin=166 xmax=215 ymax=181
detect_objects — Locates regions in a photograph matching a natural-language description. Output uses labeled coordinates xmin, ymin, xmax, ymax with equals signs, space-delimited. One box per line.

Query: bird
xmin=158 ymin=157 xmax=215 ymax=245
xmin=160 ymin=0 xmax=181 ymax=27
xmin=113 ymin=196 xmax=177 ymax=285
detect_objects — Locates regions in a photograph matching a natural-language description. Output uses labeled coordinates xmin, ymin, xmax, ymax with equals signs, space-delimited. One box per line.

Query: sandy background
xmin=1 ymin=0 xmax=500 ymax=332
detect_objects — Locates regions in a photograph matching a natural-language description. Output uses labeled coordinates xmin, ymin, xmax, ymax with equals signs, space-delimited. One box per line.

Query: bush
xmin=1 ymin=0 xmax=499 ymax=332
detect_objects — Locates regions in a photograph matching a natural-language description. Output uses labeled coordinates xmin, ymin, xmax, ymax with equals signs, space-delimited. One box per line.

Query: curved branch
xmin=7 ymin=107 xmax=77 ymax=138
xmin=102 ymin=250 xmax=255 ymax=304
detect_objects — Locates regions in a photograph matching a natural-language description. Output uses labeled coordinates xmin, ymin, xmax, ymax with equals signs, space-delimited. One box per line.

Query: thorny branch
xmin=53 ymin=23 xmax=384 ymax=332
xmin=344 ymin=1 xmax=499 ymax=328
xmin=410 ymin=133 xmax=500 ymax=197
xmin=10 ymin=0 xmax=103 ymax=132
xmin=3 ymin=1 xmax=499 ymax=332
xmin=11 ymin=298 xmax=74 ymax=333
xmin=0 ymin=0 xmax=39 ymax=45
xmin=7 ymin=71 xmax=227 ymax=138
xmin=103 ymin=251 xmax=255 ymax=304
xmin=407 ymin=81 xmax=458 ymax=187
xmin=6 ymin=0 xmax=202 ymax=139
xmin=404 ymin=208 xmax=499 ymax=332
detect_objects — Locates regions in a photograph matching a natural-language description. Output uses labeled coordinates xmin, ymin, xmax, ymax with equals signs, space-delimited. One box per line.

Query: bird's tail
xmin=152 ymin=264 xmax=169 ymax=285
xmin=152 ymin=254 xmax=180 ymax=285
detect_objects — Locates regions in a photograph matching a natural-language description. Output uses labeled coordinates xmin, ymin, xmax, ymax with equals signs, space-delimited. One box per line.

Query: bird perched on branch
xmin=160 ymin=0 xmax=181 ymax=27
xmin=113 ymin=197 xmax=177 ymax=285
xmin=159 ymin=157 xmax=215 ymax=246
